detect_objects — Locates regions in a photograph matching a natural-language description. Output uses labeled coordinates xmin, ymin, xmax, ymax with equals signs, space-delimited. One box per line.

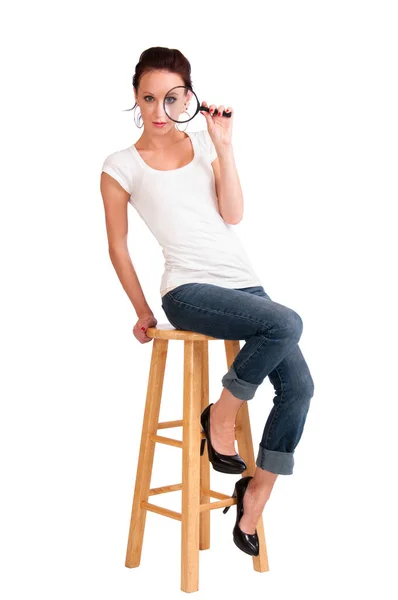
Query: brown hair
xmin=124 ymin=46 xmax=193 ymax=112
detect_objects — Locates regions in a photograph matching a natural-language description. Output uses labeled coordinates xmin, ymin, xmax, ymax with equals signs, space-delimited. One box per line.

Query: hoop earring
xmin=134 ymin=105 xmax=144 ymax=128
xmin=175 ymin=110 xmax=190 ymax=132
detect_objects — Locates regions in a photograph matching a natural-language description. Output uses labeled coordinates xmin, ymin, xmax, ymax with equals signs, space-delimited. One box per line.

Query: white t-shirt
xmin=101 ymin=129 xmax=262 ymax=298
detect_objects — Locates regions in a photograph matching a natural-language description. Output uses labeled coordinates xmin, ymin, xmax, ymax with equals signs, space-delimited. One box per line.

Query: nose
xmin=154 ymin=100 xmax=168 ymax=120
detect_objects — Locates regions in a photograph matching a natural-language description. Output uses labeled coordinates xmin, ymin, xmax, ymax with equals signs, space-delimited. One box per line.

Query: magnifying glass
xmin=163 ymin=85 xmax=232 ymax=124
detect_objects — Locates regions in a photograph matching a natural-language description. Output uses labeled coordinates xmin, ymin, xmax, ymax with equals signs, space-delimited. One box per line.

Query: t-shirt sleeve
xmin=101 ymin=152 xmax=132 ymax=195
xmin=201 ymin=129 xmax=218 ymax=163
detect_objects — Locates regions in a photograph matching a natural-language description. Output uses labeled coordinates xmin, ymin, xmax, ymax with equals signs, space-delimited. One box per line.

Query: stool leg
xmin=199 ymin=341 xmax=211 ymax=551
xmin=224 ymin=340 xmax=270 ymax=574
xmin=125 ymin=338 xmax=168 ymax=568
xmin=181 ymin=340 xmax=202 ymax=593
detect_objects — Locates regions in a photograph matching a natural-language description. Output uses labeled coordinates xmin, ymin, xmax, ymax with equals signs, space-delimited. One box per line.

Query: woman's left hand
xmin=200 ymin=101 xmax=233 ymax=150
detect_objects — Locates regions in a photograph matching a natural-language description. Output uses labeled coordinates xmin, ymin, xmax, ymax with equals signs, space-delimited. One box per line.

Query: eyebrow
xmin=142 ymin=90 xmax=178 ymax=96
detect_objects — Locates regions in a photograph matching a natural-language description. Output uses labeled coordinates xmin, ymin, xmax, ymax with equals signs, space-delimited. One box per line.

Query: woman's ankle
xmin=241 ymin=480 xmax=271 ymax=530
xmin=212 ymin=388 xmax=244 ymax=424
xmin=211 ymin=400 xmax=236 ymax=426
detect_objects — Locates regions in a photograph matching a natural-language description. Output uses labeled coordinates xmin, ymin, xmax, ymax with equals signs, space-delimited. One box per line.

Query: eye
xmin=144 ymin=96 xmax=154 ymax=102
xmin=165 ymin=96 xmax=176 ymax=104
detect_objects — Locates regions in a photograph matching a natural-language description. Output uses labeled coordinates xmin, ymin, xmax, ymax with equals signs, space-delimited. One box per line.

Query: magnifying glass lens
xmin=164 ymin=86 xmax=199 ymax=123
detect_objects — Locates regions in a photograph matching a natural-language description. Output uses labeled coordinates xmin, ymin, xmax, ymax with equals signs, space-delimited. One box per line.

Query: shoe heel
xmin=222 ymin=489 xmax=237 ymax=514
xmin=200 ymin=438 xmax=206 ymax=456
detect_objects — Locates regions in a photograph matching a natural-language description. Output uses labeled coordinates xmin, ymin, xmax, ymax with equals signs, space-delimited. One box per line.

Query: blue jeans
xmin=161 ymin=283 xmax=315 ymax=475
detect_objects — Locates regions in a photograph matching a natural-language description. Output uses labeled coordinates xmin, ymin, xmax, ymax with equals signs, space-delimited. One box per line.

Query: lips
xmin=153 ymin=122 xmax=166 ymax=124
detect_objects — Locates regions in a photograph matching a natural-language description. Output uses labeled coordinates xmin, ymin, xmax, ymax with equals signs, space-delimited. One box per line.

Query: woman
xmin=100 ymin=46 xmax=315 ymax=557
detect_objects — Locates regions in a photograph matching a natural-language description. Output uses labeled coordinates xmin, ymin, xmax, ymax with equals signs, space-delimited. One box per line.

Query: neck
xmin=136 ymin=127 xmax=187 ymax=151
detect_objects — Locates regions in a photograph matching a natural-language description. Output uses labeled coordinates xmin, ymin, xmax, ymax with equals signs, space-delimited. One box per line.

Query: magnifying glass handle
xmin=199 ymin=105 xmax=232 ymax=118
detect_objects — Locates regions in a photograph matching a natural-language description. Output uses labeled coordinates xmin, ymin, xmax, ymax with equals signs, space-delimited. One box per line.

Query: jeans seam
xmin=236 ymin=335 xmax=268 ymax=372
xmin=167 ymin=294 xmax=272 ymax=333
xmin=264 ymin=363 xmax=285 ymax=447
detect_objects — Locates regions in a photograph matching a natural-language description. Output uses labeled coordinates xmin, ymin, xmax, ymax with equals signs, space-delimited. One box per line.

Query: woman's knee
xmin=300 ymin=371 xmax=315 ymax=406
xmin=276 ymin=307 xmax=303 ymax=342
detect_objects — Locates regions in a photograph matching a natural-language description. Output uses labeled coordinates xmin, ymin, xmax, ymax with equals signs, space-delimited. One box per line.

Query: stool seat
xmin=146 ymin=324 xmax=219 ymax=341
xmin=125 ymin=325 xmax=269 ymax=592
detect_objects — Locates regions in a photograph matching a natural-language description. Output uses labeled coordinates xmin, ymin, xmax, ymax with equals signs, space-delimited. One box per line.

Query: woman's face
xmin=134 ymin=70 xmax=188 ymax=131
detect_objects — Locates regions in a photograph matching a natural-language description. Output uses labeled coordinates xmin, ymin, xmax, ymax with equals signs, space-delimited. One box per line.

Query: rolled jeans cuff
xmin=221 ymin=364 xmax=259 ymax=400
xmin=256 ymin=444 xmax=294 ymax=475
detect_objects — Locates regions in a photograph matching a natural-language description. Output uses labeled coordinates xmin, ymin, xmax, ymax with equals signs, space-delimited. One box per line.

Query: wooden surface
xmin=146 ymin=324 xmax=220 ymax=341
xmin=124 ymin=329 xmax=270 ymax=593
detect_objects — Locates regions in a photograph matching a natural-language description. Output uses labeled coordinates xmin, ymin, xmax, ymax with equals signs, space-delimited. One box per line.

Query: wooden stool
xmin=125 ymin=324 xmax=269 ymax=593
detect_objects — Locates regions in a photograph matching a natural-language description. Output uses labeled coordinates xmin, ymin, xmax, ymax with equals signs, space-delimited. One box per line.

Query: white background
xmin=1 ymin=1 xmax=397 ymax=598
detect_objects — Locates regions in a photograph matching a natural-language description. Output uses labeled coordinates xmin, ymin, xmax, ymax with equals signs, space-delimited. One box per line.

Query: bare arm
xmin=211 ymin=145 xmax=243 ymax=225
xmin=100 ymin=172 xmax=153 ymax=319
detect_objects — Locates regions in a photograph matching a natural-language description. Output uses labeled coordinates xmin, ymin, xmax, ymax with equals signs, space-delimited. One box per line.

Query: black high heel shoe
xmin=200 ymin=403 xmax=247 ymax=474
xmin=223 ymin=475 xmax=259 ymax=556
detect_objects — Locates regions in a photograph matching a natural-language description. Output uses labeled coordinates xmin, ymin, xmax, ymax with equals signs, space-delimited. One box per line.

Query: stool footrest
xmin=149 ymin=483 xmax=183 ymax=496
xmin=200 ymin=497 xmax=237 ymax=512
xmin=141 ymin=498 xmax=237 ymax=519
xmin=157 ymin=419 xmax=183 ymax=429
xmin=156 ymin=420 xmax=242 ymax=434
xmin=141 ymin=501 xmax=182 ymax=521
xmin=203 ymin=488 xmax=233 ymax=501
xmin=149 ymin=432 xmax=206 ymax=448
xmin=149 ymin=434 xmax=183 ymax=448
xmin=147 ymin=484 xmax=233 ymax=500
xmin=141 ymin=485 xmax=237 ymax=519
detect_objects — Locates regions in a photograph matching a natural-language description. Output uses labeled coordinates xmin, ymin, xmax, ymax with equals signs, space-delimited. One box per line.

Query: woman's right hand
xmin=133 ymin=313 xmax=158 ymax=344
